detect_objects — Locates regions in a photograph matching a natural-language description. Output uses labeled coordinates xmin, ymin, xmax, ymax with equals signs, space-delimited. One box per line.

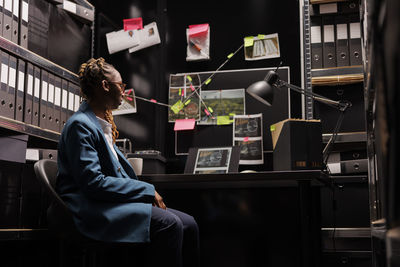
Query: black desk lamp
xmin=246 ymin=70 xmax=352 ymax=167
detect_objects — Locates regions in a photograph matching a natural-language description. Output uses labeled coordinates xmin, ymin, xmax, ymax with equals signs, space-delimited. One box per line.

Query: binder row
xmin=0 ymin=48 xmax=81 ymax=133
xmin=0 ymin=0 xmax=29 ymax=48
xmin=310 ymin=2 xmax=362 ymax=69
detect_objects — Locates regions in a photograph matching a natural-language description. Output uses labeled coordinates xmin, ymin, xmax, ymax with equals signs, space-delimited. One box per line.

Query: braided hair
xmin=78 ymin=57 xmax=119 ymax=143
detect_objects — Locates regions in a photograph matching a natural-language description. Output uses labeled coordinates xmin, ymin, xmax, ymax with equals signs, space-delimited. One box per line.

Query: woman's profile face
xmin=105 ymin=70 xmax=125 ymax=110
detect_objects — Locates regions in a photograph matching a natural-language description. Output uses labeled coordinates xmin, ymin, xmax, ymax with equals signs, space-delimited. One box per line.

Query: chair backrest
xmin=33 ymin=159 xmax=69 ymax=211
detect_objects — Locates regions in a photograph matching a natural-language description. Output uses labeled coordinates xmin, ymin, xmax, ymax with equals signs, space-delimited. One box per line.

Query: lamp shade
xmin=246 ymin=80 xmax=274 ymax=106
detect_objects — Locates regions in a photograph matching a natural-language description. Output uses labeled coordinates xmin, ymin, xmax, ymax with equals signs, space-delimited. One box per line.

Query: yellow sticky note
xmin=186 ymin=76 xmax=192 ymax=82
xmin=184 ymin=99 xmax=191 ymax=106
xmin=270 ymin=125 xmax=276 ymax=132
xmin=244 ymin=36 xmax=254 ymax=47
xmin=217 ymin=116 xmax=232 ymax=125
xmin=227 ymin=53 xmax=234 ymax=59
xmin=171 ymin=100 xmax=184 ymax=114
xmin=208 ymin=107 xmax=213 ymax=113
xmin=258 ymin=34 xmax=265 ymax=40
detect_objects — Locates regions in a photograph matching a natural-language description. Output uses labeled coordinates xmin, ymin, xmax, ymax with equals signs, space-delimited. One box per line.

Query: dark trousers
xmin=149 ymin=207 xmax=200 ymax=267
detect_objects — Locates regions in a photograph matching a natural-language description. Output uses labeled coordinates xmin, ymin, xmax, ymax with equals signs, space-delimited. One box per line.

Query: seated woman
xmin=56 ymin=57 xmax=199 ymax=267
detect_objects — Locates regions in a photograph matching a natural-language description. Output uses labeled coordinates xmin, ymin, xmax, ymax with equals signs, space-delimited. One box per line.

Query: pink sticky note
xmin=150 ymin=99 xmax=157 ymax=103
xmin=190 ymin=84 xmax=195 ymax=91
xmin=188 ymin=23 xmax=209 ymax=37
xmin=174 ymin=119 xmax=196 ymax=131
xmin=243 ymin=137 xmax=249 ymax=142
xmin=123 ymin=18 xmax=143 ymax=31
xmin=126 ymin=97 xmax=133 ymax=101
xmin=204 ymin=109 xmax=210 ymax=116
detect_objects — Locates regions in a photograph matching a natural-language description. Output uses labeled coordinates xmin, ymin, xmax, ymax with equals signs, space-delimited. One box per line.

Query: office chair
xmin=33 ymin=159 xmax=147 ymax=267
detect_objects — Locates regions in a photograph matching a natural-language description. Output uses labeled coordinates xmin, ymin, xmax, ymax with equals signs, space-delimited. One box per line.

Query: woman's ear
xmin=101 ymin=80 xmax=110 ymax=92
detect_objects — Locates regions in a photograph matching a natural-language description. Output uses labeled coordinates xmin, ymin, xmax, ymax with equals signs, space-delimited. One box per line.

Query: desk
xmin=141 ymin=170 xmax=323 ymax=267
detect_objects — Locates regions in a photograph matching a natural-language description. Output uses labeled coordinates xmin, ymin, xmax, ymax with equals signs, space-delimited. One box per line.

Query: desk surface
xmin=140 ymin=170 xmax=324 ymax=188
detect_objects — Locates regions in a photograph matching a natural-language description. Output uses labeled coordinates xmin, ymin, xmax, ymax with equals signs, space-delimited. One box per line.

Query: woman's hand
xmin=153 ymin=190 xmax=166 ymax=210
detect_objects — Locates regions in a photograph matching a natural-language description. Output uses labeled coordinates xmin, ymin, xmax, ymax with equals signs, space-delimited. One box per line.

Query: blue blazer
xmin=56 ymin=101 xmax=155 ymax=243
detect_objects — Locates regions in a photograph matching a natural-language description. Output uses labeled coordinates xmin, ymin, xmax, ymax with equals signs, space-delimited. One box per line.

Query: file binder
xmin=60 ymin=78 xmax=68 ymax=130
xmin=23 ymin=62 xmax=33 ymax=124
xmin=32 ymin=65 xmax=40 ymax=126
xmin=19 ymin=0 xmax=28 ymax=48
xmin=8 ymin=54 xmax=17 ymax=119
xmin=349 ymin=15 xmax=362 ymax=66
xmin=39 ymin=69 xmax=48 ymax=129
xmin=11 ymin=0 xmax=18 ymax=43
xmin=67 ymin=80 xmax=74 ymax=120
xmin=0 ymin=0 xmax=4 ymax=37
xmin=53 ymin=75 xmax=61 ymax=132
xmin=335 ymin=15 xmax=350 ymax=67
xmin=47 ymin=73 xmax=56 ymax=131
xmin=322 ymin=16 xmax=336 ymax=68
xmin=15 ymin=58 xmax=25 ymax=122
xmin=0 ymin=51 xmax=13 ymax=119
xmin=311 ymin=17 xmax=323 ymax=69
xmin=3 ymin=0 xmax=12 ymax=41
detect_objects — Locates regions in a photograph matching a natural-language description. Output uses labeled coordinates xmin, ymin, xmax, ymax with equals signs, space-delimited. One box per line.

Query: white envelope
xmin=128 ymin=22 xmax=161 ymax=53
xmin=106 ymin=29 xmax=140 ymax=54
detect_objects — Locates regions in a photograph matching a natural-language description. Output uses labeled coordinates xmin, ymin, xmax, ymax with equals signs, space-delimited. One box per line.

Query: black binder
xmin=32 ymin=64 xmax=40 ymax=126
xmin=0 ymin=51 xmax=13 ymax=119
xmin=39 ymin=69 xmax=48 ymax=129
xmin=60 ymin=78 xmax=68 ymax=131
xmin=322 ymin=16 xmax=337 ymax=68
xmin=3 ymin=0 xmax=12 ymax=41
xmin=19 ymin=0 xmax=28 ymax=48
xmin=8 ymin=54 xmax=17 ymax=119
xmin=15 ymin=58 xmax=25 ymax=122
xmin=335 ymin=15 xmax=350 ymax=67
xmin=311 ymin=17 xmax=323 ymax=69
xmin=47 ymin=73 xmax=56 ymax=131
xmin=54 ymin=75 xmax=61 ymax=132
xmin=349 ymin=14 xmax=362 ymax=66
xmin=67 ymin=81 xmax=74 ymax=121
xmin=11 ymin=0 xmax=19 ymax=43
xmin=23 ymin=62 xmax=33 ymax=124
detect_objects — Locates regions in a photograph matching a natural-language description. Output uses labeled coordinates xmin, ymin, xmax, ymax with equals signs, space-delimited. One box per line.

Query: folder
xmin=47 ymin=73 xmax=56 ymax=131
xmin=322 ymin=16 xmax=336 ymax=68
xmin=67 ymin=81 xmax=74 ymax=120
xmin=32 ymin=65 xmax=40 ymax=126
xmin=11 ymin=0 xmax=18 ymax=43
xmin=8 ymin=54 xmax=17 ymax=119
xmin=0 ymin=51 xmax=13 ymax=119
xmin=15 ymin=58 xmax=25 ymax=122
xmin=311 ymin=17 xmax=323 ymax=69
xmin=39 ymin=69 xmax=48 ymax=129
xmin=349 ymin=15 xmax=362 ymax=66
xmin=19 ymin=0 xmax=28 ymax=48
xmin=23 ymin=61 xmax=33 ymax=124
xmin=3 ymin=0 xmax=12 ymax=41
xmin=60 ymin=79 xmax=68 ymax=130
xmin=72 ymin=82 xmax=80 ymax=113
xmin=335 ymin=15 xmax=350 ymax=67
xmin=53 ymin=75 xmax=61 ymax=132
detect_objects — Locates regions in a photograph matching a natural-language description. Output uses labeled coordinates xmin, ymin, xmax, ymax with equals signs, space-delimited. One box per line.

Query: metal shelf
xmin=310 ymin=0 xmax=349 ymax=4
xmin=0 ymin=115 xmax=60 ymax=143
xmin=311 ymin=66 xmax=364 ymax=86
xmin=322 ymin=131 xmax=367 ymax=143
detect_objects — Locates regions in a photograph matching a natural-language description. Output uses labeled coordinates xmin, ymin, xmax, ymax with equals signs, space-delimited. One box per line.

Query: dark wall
xmin=91 ymin=0 xmax=302 ymax=171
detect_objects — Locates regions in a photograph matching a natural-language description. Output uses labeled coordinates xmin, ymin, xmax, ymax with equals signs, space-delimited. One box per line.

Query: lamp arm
xmin=278 ymin=80 xmax=343 ymax=110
